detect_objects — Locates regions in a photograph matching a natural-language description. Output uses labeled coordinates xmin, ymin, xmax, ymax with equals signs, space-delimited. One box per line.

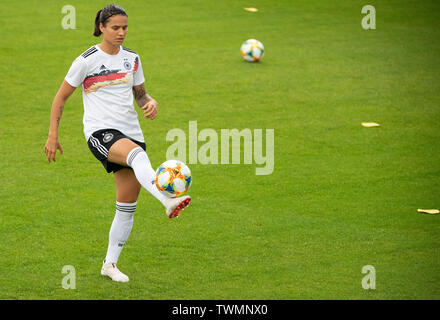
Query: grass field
xmin=0 ymin=0 xmax=439 ymax=300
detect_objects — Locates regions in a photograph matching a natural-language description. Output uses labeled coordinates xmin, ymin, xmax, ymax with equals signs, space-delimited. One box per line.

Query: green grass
xmin=0 ymin=0 xmax=439 ymax=299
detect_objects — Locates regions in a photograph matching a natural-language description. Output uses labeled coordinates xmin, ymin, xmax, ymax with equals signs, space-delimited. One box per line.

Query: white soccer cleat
xmin=101 ymin=262 xmax=129 ymax=282
xmin=165 ymin=195 xmax=191 ymax=219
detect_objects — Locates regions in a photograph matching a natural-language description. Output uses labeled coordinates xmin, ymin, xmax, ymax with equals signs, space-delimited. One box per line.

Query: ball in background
xmin=240 ymin=39 xmax=264 ymax=62
xmin=155 ymin=160 xmax=192 ymax=198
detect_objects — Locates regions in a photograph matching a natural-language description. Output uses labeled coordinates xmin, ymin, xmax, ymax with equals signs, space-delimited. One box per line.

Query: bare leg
xmin=103 ymin=168 xmax=140 ymax=270
xmin=114 ymin=168 xmax=141 ymax=203
xmin=106 ymin=137 xmax=190 ymax=219
xmin=108 ymin=138 xmax=139 ymax=166
xmin=107 ymin=138 xmax=169 ymax=206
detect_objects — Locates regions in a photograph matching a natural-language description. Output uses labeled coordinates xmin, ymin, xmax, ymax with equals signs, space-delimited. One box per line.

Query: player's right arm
xmin=44 ymin=80 xmax=76 ymax=163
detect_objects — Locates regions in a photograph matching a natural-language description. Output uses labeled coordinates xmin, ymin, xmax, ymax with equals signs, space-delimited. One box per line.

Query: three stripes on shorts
xmin=89 ymin=135 xmax=109 ymax=157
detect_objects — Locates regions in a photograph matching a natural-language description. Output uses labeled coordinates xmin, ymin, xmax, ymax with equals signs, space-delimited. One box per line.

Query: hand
xmin=141 ymin=98 xmax=158 ymax=120
xmin=44 ymin=136 xmax=64 ymax=162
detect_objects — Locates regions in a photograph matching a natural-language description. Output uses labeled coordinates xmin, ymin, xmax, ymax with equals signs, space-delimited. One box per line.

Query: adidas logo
xmin=100 ymin=64 xmax=107 ymax=70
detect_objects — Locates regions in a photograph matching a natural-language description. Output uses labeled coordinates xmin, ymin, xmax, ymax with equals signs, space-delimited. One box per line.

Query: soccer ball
xmin=155 ymin=160 xmax=192 ymax=198
xmin=240 ymin=39 xmax=264 ymax=62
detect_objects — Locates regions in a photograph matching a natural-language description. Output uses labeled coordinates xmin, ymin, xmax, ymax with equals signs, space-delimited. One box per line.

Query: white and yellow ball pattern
xmin=240 ymin=39 xmax=264 ymax=62
xmin=155 ymin=160 xmax=192 ymax=198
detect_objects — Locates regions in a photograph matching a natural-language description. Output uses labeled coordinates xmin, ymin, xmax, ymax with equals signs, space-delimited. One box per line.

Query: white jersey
xmin=65 ymin=44 xmax=146 ymax=142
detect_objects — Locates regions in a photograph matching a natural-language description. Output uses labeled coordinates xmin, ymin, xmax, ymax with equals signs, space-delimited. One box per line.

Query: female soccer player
xmin=44 ymin=4 xmax=191 ymax=282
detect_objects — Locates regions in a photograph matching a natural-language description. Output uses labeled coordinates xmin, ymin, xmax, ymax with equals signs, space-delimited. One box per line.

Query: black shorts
xmin=87 ymin=129 xmax=146 ymax=173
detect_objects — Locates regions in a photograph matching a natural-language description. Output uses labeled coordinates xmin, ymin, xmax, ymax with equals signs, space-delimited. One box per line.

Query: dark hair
xmin=93 ymin=4 xmax=127 ymax=37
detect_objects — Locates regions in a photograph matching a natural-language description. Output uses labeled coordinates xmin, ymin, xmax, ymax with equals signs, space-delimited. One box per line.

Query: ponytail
xmin=92 ymin=4 xmax=127 ymax=37
xmin=93 ymin=10 xmax=103 ymax=37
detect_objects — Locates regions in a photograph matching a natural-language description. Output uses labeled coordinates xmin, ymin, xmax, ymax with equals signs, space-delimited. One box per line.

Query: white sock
xmin=104 ymin=202 xmax=136 ymax=264
xmin=126 ymin=147 xmax=169 ymax=207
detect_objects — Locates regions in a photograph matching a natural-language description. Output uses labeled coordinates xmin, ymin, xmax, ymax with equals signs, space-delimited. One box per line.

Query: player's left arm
xmin=132 ymin=83 xmax=157 ymax=120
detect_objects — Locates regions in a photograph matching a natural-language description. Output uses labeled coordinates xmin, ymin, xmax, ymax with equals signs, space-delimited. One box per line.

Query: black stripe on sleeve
xmin=81 ymin=47 xmax=98 ymax=58
xmin=122 ymin=46 xmax=137 ymax=54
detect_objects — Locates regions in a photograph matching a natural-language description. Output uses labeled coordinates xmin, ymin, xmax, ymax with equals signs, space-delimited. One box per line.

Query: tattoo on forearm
xmin=133 ymin=86 xmax=149 ymax=106
xmin=56 ymin=106 xmax=64 ymax=127
xmin=133 ymin=85 xmax=146 ymax=100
